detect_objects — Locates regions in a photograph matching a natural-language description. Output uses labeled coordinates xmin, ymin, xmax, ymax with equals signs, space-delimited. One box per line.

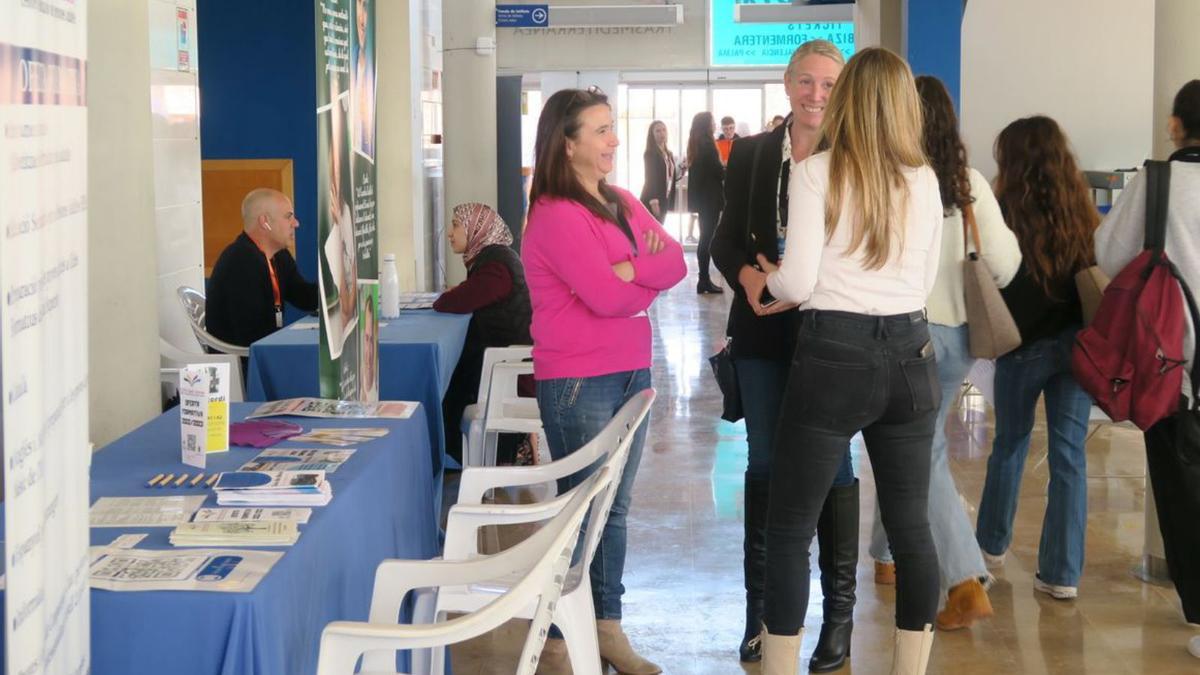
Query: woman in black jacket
xmin=687 ymin=111 xmax=725 ymax=294
xmin=709 ymin=40 xmax=857 ymax=671
xmin=640 ymin=120 xmax=680 ymax=223
xmin=433 ymin=203 xmax=533 ymax=465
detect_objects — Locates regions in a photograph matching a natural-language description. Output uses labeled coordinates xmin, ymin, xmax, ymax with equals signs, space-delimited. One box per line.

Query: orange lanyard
xmin=254 ymin=242 xmax=284 ymax=326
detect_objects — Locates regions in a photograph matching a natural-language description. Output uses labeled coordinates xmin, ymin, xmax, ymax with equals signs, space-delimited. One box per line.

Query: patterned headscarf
xmin=452 ymin=202 xmax=513 ymax=268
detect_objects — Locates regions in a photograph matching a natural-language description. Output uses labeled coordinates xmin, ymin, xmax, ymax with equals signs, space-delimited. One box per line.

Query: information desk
xmin=246 ymin=310 xmax=471 ymax=477
xmin=0 ymin=402 xmax=438 ymax=675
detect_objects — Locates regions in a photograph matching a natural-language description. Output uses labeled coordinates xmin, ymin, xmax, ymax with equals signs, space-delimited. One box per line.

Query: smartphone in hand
xmin=759 ymin=287 xmax=778 ymax=308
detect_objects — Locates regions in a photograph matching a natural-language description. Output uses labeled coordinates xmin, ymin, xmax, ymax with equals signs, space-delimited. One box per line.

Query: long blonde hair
xmin=821 ymin=47 xmax=926 ymax=270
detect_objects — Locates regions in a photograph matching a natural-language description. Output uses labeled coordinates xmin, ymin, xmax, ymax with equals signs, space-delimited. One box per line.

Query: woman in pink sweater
xmin=522 ymin=87 xmax=686 ymax=675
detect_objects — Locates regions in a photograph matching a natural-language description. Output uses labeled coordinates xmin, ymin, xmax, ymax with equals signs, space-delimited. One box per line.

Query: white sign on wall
xmin=1 ymin=1 xmax=92 ymax=673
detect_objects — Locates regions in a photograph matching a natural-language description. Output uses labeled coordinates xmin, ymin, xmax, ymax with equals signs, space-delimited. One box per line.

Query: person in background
xmin=756 ymin=47 xmax=944 ymax=675
xmin=975 ymin=115 xmax=1098 ymax=602
xmin=688 ymin=111 xmax=726 ymax=295
xmin=640 ymin=120 xmax=681 ymax=224
xmin=711 ymin=39 xmax=858 ymax=671
xmin=433 ymin=202 xmax=532 ymax=466
xmin=719 ymin=115 xmax=740 ymax=141
xmin=868 ymin=75 xmax=1022 ymax=631
xmin=207 ymin=188 xmax=318 ymax=348
xmin=1095 ymin=79 xmax=1200 ymax=661
xmin=522 ymin=87 xmax=686 ymax=675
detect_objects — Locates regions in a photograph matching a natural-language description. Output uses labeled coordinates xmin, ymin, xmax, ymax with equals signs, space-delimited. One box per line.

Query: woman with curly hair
xmin=869 ymin=76 xmax=1021 ymax=630
xmin=975 ymin=115 xmax=1099 ymax=601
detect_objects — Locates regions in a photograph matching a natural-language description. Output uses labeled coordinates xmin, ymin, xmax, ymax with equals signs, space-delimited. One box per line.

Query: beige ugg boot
xmin=760 ymin=629 xmax=803 ymax=675
xmin=890 ymin=625 xmax=935 ymax=675
xmin=596 ymin=619 xmax=661 ymax=674
xmin=534 ymin=637 xmax=571 ymax=675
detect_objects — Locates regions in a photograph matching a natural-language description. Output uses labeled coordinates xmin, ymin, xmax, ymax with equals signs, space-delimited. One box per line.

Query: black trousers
xmin=1144 ymin=408 xmax=1200 ymax=623
xmin=765 ymin=310 xmax=940 ymax=634
xmin=696 ymin=206 xmax=719 ymax=284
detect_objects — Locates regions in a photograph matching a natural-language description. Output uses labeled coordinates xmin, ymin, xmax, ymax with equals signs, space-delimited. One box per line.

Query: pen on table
xmin=174 ymin=473 xmax=190 ymax=487
xmin=158 ymin=473 xmax=175 ymax=488
xmin=206 ymin=474 xmax=220 ymax=487
xmin=146 ymin=473 xmax=165 ymax=487
xmin=190 ymin=473 xmax=205 ymax=487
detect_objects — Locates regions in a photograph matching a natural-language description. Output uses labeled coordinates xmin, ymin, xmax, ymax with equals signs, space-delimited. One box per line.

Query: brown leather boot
xmin=596 ymin=619 xmax=662 ymax=674
xmin=935 ymin=578 xmax=994 ymax=631
xmin=875 ymin=560 xmax=896 ymax=585
xmin=535 ymin=637 xmax=571 ymax=675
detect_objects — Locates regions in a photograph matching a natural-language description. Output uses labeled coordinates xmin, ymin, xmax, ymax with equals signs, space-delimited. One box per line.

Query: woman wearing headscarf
xmin=434 ymin=203 xmax=533 ymax=465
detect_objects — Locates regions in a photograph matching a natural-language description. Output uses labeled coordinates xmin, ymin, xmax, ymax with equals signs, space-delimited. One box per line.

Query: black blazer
xmin=639 ymin=149 xmax=678 ymax=217
xmin=687 ymin=141 xmax=725 ymax=214
xmin=710 ymin=121 xmax=799 ymax=362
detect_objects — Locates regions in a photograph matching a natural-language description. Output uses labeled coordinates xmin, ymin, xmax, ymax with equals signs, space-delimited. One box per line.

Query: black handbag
xmin=709 ymin=338 xmax=743 ymax=422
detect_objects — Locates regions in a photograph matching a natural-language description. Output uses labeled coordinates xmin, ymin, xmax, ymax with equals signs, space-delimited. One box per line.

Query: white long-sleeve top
xmin=766 ymin=151 xmax=945 ymax=315
xmin=925 ymin=168 xmax=1023 ymax=326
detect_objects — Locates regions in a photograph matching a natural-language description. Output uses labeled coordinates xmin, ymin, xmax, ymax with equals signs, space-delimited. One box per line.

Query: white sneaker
xmin=1033 ymin=575 xmax=1078 ymax=600
xmin=981 ymin=550 xmax=1006 ymax=569
xmin=1188 ymin=635 xmax=1200 ymax=659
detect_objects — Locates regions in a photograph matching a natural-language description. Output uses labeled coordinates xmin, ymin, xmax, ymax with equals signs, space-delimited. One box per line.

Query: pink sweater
xmin=522 ymin=188 xmax=686 ymax=380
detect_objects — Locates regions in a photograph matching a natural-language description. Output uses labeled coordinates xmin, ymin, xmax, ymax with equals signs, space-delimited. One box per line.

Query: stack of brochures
xmin=213 ymin=470 xmax=333 ymax=506
xmin=169 ymin=521 xmax=301 ymax=547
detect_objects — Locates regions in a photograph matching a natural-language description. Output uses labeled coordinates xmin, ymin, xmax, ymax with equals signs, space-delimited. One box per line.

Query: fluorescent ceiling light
xmin=734 ymin=1 xmax=855 ymax=23
xmin=548 ymin=4 xmax=684 ymax=28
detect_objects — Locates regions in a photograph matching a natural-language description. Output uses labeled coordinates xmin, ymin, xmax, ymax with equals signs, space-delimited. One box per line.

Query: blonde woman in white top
xmin=868 ymin=76 xmax=1021 ymax=631
xmin=755 ymin=48 xmax=944 ymax=675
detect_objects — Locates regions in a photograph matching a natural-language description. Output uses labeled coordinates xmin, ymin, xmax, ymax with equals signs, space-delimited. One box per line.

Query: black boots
xmin=809 ymin=479 xmax=860 ymax=673
xmin=740 ymin=475 xmax=769 ymax=662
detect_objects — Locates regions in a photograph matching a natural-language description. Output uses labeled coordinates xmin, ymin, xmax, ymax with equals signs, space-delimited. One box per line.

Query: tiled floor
xmin=447 ymin=260 xmax=1199 ymax=674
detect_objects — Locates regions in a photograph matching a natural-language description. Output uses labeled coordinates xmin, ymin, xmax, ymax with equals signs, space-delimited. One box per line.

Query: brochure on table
xmin=248 ymin=397 xmax=417 ymax=420
xmin=89 ymin=548 xmax=283 ymax=593
xmin=89 ymin=496 xmax=207 ymax=528
xmin=179 ymin=363 xmax=231 ymax=468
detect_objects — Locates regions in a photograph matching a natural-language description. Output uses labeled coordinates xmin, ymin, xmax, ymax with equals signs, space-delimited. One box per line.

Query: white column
xmin=1153 ymin=0 xmax=1200 ymax=159
xmin=442 ymin=0 xmax=498 ymax=285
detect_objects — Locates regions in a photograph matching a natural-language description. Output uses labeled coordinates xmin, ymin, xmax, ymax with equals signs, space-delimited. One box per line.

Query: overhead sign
xmin=497 ymin=4 xmax=550 ymax=28
xmin=712 ymin=0 xmax=855 ymax=67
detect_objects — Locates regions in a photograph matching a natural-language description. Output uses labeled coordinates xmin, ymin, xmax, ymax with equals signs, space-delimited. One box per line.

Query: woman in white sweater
xmin=869 ymin=76 xmax=1021 ymax=630
xmin=756 ymin=48 xmax=944 ymax=675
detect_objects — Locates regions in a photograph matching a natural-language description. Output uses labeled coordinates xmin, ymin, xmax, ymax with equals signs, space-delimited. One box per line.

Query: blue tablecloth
xmin=0 ymin=402 xmax=439 ymax=675
xmin=246 ymin=311 xmax=471 ymax=479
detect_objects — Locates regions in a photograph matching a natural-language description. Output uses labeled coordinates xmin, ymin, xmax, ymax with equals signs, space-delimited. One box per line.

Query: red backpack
xmin=1072 ymin=161 xmax=1200 ymax=430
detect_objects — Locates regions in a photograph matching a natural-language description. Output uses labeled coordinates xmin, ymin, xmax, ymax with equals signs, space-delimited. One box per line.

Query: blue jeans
xmin=976 ymin=328 xmax=1091 ymax=588
xmin=870 ymin=324 xmax=989 ymax=592
xmin=537 ymin=368 xmax=652 ymax=620
xmin=737 ymin=358 xmax=854 ymax=485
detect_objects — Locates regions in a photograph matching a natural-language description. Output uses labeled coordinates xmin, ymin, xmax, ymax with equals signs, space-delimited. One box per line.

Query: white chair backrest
xmin=176 ymin=286 xmax=250 ymax=357
xmin=159 ymin=337 xmax=245 ymax=402
xmin=341 ymin=469 xmax=614 ymax=675
xmin=476 ymin=346 xmax=533 ymax=404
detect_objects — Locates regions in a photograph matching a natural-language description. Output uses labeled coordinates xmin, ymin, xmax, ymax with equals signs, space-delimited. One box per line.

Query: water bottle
xmin=380 ymin=254 xmax=400 ymax=319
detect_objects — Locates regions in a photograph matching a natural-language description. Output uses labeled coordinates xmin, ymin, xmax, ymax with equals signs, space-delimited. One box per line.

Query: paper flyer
xmin=247 ymin=397 xmax=417 ymax=420
xmin=89 ymin=548 xmax=283 ymax=593
xmin=180 ymin=363 xmax=231 ymax=468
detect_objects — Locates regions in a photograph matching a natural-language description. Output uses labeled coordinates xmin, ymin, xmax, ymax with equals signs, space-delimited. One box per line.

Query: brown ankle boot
xmin=596 ymin=619 xmax=661 ymax=674
xmin=535 ymin=637 xmax=571 ymax=675
xmin=875 ymin=560 xmax=896 ymax=585
xmin=935 ymin=578 xmax=994 ymax=631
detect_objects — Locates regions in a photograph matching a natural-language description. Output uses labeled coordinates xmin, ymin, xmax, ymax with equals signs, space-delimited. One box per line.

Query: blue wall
xmin=906 ymin=0 xmax=964 ymax=113
xmin=197 ymin=0 xmax=318 ymax=286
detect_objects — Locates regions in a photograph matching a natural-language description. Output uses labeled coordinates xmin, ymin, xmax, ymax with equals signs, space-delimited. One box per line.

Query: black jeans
xmin=1144 ymin=407 xmax=1200 ymax=623
xmin=765 ymin=309 xmax=941 ymax=634
xmin=696 ymin=206 xmax=719 ymax=284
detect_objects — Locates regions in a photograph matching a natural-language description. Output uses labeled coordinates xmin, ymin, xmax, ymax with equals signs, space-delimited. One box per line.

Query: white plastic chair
xmin=159 ymin=337 xmax=245 ymax=403
xmin=176 ymin=286 xmax=250 ymax=358
xmin=461 ymin=346 xmax=545 ymax=467
xmin=432 ymin=389 xmax=656 ymax=675
xmin=316 ymin=468 xmax=613 ymax=675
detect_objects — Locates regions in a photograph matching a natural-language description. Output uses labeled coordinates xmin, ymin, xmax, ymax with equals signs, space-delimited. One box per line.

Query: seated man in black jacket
xmin=206 ymin=188 xmax=318 ymax=347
